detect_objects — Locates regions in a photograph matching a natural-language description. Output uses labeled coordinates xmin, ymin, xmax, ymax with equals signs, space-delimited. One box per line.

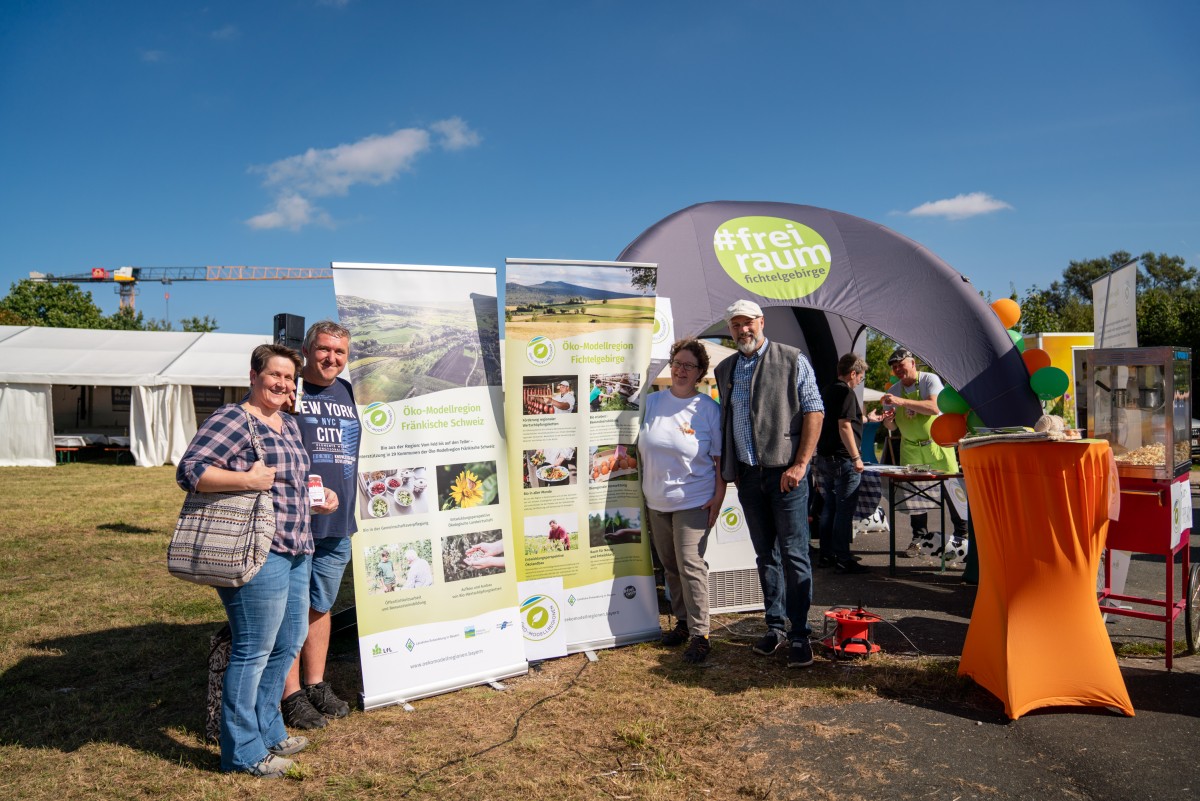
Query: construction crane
xmin=28 ymin=265 xmax=333 ymax=310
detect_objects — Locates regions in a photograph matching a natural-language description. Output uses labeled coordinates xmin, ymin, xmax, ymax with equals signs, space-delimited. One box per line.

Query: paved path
xmin=771 ymin=502 xmax=1200 ymax=800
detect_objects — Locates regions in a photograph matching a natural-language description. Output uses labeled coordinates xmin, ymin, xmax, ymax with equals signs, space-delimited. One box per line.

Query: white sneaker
xmin=246 ymin=754 xmax=294 ymax=778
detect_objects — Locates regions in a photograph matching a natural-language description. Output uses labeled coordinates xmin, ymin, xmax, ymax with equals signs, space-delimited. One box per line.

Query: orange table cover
xmin=958 ymin=440 xmax=1134 ymax=719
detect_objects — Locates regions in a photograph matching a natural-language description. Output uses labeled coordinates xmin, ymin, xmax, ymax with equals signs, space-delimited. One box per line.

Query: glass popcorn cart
xmin=1077 ymin=346 xmax=1196 ymax=668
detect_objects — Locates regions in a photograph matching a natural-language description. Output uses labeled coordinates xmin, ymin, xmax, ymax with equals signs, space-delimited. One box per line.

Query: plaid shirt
xmin=731 ymin=339 xmax=823 ymax=466
xmin=177 ymin=403 xmax=313 ymax=556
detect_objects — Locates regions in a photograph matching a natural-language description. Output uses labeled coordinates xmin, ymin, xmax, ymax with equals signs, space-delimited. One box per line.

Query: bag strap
xmin=240 ymin=406 xmax=269 ymax=467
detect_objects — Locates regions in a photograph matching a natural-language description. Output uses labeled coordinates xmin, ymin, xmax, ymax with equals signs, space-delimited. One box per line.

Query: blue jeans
xmin=736 ymin=463 xmax=812 ymax=640
xmin=215 ymin=551 xmax=311 ymax=772
xmin=817 ymin=455 xmax=862 ymax=564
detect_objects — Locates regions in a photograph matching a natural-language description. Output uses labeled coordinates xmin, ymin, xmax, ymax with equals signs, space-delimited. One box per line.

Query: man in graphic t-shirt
xmin=282 ymin=321 xmax=361 ymax=730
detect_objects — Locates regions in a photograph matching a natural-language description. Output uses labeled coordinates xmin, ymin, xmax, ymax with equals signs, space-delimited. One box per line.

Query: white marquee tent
xmin=0 ymin=326 xmax=271 ymax=467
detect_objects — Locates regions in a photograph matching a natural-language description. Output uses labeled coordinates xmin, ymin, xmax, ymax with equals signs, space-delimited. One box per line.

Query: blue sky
xmin=2 ymin=1 xmax=1197 ymax=335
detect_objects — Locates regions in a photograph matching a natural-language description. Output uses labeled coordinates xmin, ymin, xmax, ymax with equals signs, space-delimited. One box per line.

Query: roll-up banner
xmin=332 ymin=262 xmax=527 ymax=710
xmin=503 ymin=258 xmax=661 ymax=653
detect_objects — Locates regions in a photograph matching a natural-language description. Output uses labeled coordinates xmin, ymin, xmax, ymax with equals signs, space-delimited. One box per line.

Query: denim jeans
xmin=817 ymin=455 xmax=862 ymax=564
xmin=215 ymin=551 xmax=311 ymax=772
xmin=736 ymin=463 xmax=812 ymax=640
xmin=309 ymin=536 xmax=352 ymax=614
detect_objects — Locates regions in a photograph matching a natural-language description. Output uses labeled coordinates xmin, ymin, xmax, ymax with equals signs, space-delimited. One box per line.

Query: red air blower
xmin=821 ymin=606 xmax=883 ymax=659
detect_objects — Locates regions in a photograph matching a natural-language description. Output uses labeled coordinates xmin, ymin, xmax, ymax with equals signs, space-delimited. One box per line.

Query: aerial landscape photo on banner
xmin=332 ymin=262 xmax=525 ymax=710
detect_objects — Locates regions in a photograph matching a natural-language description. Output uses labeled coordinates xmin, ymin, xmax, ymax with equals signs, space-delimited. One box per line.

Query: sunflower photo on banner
xmin=332 ymin=262 xmax=526 ymax=710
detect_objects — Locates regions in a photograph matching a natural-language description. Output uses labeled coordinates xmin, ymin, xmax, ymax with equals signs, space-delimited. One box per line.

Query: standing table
xmin=869 ymin=466 xmax=963 ymax=576
xmin=958 ymin=439 xmax=1133 ymax=719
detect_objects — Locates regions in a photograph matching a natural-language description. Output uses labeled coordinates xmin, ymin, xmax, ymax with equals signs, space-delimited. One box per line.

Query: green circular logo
xmin=361 ymin=402 xmax=395 ymax=435
xmin=713 ymin=216 xmax=832 ymax=300
xmin=527 ymin=336 xmax=555 ymax=367
xmin=526 ymin=606 xmax=549 ymax=629
xmin=520 ymin=593 xmax=560 ymax=641
xmin=719 ymin=506 xmax=741 ymax=533
xmin=652 ymin=308 xmax=670 ymax=345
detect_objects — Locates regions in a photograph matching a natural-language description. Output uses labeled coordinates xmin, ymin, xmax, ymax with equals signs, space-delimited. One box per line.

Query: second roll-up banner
xmin=503 ymin=258 xmax=661 ymax=654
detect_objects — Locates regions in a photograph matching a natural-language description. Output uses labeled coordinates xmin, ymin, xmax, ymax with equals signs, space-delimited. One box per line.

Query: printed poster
xmin=332 ymin=262 xmax=526 ymax=710
xmin=504 ymin=258 xmax=661 ymax=651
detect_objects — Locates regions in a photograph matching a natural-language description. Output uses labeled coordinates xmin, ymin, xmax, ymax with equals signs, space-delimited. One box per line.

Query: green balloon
xmin=1008 ymin=328 xmax=1026 ymax=352
xmin=967 ymin=410 xmax=985 ymax=431
xmin=937 ymin=386 xmax=970 ymax=415
xmin=1030 ymin=366 xmax=1069 ymax=400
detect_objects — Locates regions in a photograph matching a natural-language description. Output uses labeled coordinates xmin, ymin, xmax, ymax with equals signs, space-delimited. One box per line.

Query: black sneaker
xmin=682 ymin=635 xmax=711 ymax=663
xmin=787 ymin=639 xmax=815 ymax=668
xmin=835 ymin=560 xmax=870 ymax=574
xmin=816 ymin=555 xmax=836 ymax=568
xmin=752 ymin=630 xmax=785 ymax=655
xmin=305 ymin=680 xmax=350 ymax=719
xmin=659 ymin=621 xmax=689 ymax=647
xmin=281 ymin=689 xmax=327 ymax=730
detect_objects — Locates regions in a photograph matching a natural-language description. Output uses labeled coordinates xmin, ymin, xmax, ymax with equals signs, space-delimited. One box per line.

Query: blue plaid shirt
xmin=731 ymin=339 xmax=823 ymax=466
xmin=177 ymin=404 xmax=313 ymax=556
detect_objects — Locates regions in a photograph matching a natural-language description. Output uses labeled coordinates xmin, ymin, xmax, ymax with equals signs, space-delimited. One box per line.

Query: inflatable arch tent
xmin=617 ymin=200 xmax=1042 ymax=426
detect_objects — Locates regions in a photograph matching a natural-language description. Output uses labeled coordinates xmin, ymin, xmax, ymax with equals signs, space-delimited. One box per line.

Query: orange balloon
xmin=991 ymin=298 xmax=1021 ymax=329
xmin=931 ymin=413 xmax=968 ymax=446
xmin=1022 ymin=348 xmax=1052 ymax=374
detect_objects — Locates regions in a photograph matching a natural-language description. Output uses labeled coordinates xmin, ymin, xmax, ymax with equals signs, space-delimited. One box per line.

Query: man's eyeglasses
xmin=669 ymin=360 xmax=700 ymax=370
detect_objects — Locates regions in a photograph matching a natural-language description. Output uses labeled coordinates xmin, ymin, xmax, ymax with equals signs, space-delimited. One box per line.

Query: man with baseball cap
xmin=879 ymin=347 xmax=967 ymax=555
xmin=713 ymin=299 xmax=824 ymax=667
xmin=546 ymin=380 xmax=576 ymax=414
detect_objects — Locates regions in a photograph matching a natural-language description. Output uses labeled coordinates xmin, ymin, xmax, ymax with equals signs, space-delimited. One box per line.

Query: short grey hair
xmin=303 ymin=320 xmax=351 ymax=353
xmin=837 ymin=353 xmax=867 ymax=378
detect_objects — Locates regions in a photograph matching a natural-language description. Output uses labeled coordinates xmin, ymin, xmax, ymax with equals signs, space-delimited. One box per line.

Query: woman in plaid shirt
xmin=177 ymin=344 xmax=339 ymax=778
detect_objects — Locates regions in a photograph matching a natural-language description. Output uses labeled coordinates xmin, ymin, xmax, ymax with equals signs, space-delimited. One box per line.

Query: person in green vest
xmin=879 ymin=347 xmax=968 ymax=556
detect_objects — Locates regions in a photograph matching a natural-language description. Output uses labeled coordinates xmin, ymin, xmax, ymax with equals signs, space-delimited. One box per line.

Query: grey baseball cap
xmin=724 ymin=299 xmax=763 ymax=323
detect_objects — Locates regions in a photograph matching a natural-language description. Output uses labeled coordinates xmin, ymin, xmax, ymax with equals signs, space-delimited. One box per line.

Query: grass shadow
xmin=0 ymin=622 xmax=223 ymax=768
xmin=96 ymin=522 xmax=158 ymax=534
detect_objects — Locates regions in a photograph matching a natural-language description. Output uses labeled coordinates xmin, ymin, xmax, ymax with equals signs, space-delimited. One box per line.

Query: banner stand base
xmin=584 ymin=649 xmax=599 ymax=662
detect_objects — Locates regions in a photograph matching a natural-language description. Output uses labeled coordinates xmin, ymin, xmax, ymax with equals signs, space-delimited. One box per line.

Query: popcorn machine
xmin=1077 ymin=346 xmax=1198 ymax=667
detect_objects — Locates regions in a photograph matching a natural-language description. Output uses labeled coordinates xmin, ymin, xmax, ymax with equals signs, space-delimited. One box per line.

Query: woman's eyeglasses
xmin=669 ymin=360 xmax=700 ymax=370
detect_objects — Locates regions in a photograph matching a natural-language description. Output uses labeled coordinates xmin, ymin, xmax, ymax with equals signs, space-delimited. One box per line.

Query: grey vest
xmin=714 ymin=340 xmax=804 ymax=481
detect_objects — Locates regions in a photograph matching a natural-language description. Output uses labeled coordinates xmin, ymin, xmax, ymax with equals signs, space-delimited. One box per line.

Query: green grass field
xmin=0 ymin=462 xmax=989 ymax=800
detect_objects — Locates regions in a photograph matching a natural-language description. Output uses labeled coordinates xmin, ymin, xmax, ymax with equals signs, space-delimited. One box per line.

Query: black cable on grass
xmin=399 ymin=653 xmax=592 ymax=797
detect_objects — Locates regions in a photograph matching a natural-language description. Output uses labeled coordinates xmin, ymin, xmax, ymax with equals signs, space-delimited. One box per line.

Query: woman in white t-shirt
xmin=640 ymin=338 xmax=724 ymax=663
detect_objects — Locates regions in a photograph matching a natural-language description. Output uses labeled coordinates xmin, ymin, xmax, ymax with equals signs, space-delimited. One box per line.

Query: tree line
xmin=0 ymin=279 xmax=218 ymax=331
xmin=863 ymin=250 xmax=1196 ymax=392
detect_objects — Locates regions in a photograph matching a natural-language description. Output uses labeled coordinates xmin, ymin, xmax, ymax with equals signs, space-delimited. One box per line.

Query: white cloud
xmin=246 ymin=119 xmax=481 ymax=231
xmin=432 ymin=117 xmax=481 ymax=151
xmin=903 ymin=192 xmax=1013 ymax=221
xmin=139 ymin=49 xmax=166 ymax=63
xmin=211 ymin=25 xmax=240 ymax=41
xmin=246 ymin=194 xmax=331 ymax=231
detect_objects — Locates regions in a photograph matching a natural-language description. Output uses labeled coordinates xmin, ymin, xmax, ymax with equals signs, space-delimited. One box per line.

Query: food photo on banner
xmin=503 ymin=258 xmax=661 ymax=652
xmin=332 ymin=262 xmax=526 ymax=710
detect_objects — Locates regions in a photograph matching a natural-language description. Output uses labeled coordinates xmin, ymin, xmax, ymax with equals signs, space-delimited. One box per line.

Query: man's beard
xmin=737 ymin=335 xmax=760 ymax=356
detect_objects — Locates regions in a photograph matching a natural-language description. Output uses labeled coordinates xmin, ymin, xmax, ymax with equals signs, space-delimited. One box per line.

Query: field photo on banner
xmin=504 ymin=259 xmax=661 ymax=653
